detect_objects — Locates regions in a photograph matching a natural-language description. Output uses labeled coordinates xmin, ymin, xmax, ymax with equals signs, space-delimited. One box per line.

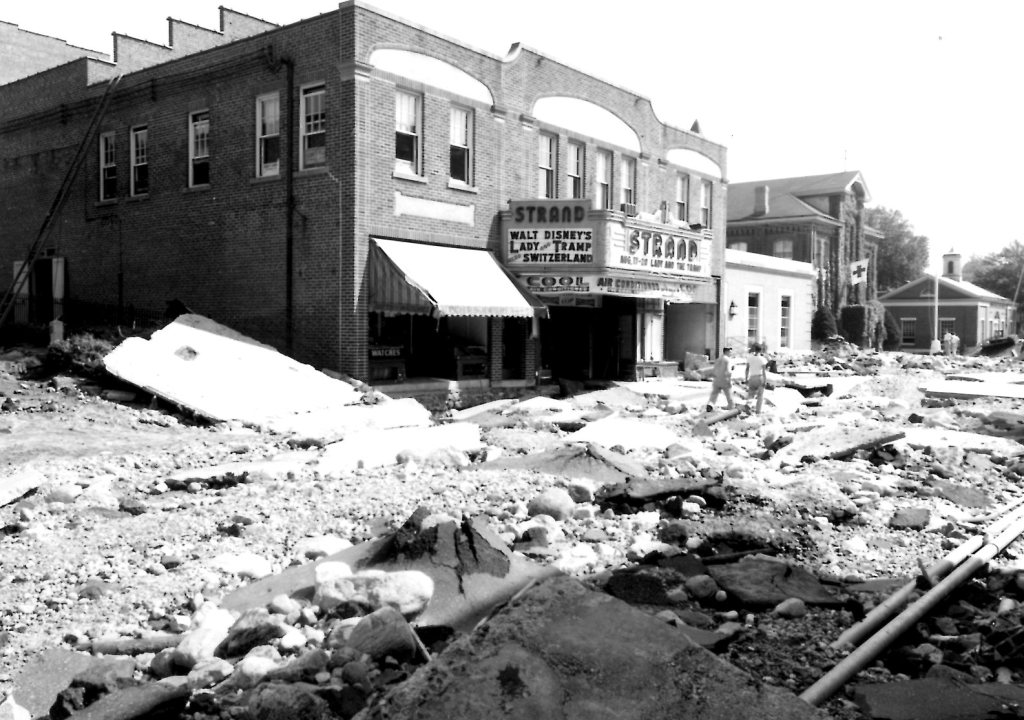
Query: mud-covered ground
xmin=3 ymin=343 xmax=1024 ymax=720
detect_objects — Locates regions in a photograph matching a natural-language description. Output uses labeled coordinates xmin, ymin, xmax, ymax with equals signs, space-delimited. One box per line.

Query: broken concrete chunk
xmin=368 ymin=575 xmax=828 ymax=719
xmin=707 ymin=556 xmax=843 ymax=608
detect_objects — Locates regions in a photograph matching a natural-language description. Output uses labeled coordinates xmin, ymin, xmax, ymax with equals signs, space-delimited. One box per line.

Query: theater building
xmin=0 ymin=2 xmax=727 ymax=388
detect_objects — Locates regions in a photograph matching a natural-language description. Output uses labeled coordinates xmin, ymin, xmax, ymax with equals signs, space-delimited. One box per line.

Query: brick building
xmin=0 ymin=2 xmax=727 ymax=388
xmin=726 ymin=171 xmax=882 ymax=319
xmin=880 ymin=251 xmax=1015 ymax=352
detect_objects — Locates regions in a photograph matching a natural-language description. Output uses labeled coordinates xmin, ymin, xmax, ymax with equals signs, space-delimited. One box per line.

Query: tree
xmin=962 ymin=240 xmax=1024 ymax=304
xmin=864 ymin=207 xmax=929 ymax=293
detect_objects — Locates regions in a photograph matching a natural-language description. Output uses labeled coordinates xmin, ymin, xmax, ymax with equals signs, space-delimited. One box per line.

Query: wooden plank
xmin=773 ymin=427 xmax=905 ymax=466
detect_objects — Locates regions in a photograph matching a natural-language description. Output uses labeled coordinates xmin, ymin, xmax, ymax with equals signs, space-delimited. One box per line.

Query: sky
xmin=6 ymin=0 xmax=1023 ymax=270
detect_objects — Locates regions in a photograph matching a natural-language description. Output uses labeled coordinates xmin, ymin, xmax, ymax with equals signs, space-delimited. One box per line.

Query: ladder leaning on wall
xmin=0 ymin=74 xmax=122 ymax=331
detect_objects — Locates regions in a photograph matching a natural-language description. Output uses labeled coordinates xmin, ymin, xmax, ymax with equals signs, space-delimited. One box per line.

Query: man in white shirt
xmin=745 ymin=343 xmax=768 ymax=414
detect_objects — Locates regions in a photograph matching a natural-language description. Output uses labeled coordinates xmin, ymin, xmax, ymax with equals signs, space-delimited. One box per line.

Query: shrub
xmin=44 ymin=333 xmax=115 ymax=378
xmin=811 ymin=306 xmax=838 ymax=342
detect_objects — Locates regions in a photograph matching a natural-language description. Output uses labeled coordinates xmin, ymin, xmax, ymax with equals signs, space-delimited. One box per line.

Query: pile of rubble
xmin=4 ymin=317 xmax=1024 ymax=720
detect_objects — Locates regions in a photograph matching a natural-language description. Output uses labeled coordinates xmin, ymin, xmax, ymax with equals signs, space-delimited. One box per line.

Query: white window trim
xmin=129 ymin=125 xmax=148 ymax=197
xmin=676 ymin=173 xmax=689 ymax=222
xmin=899 ymin=316 xmax=917 ymax=345
xmin=394 ymin=89 xmax=422 ymax=177
xmin=567 ymin=141 xmax=584 ymax=199
xmin=188 ymin=109 xmax=210 ymax=188
xmin=538 ymin=132 xmax=556 ymax=199
xmin=700 ymin=179 xmax=713 ymax=227
xmin=595 ymin=149 xmax=612 ymax=210
xmin=620 ymin=156 xmax=636 ymax=207
xmin=300 ymin=84 xmax=327 ymax=171
xmin=449 ymin=105 xmax=473 ymax=186
xmin=99 ymin=131 xmax=116 ymax=201
xmin=746 ymin=286 xmax=763 ymax=348
xmin=779 ymin=292 xmax=793 ymax=349
xmin=255 ymin=93 xmax=281 ymax=178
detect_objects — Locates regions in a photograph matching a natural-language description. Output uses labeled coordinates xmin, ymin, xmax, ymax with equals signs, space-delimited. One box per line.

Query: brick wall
xmin=1 ymin=2 xmax=727 ymax=380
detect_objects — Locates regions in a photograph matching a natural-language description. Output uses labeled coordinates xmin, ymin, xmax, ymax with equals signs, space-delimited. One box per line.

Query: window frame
xmin=130 ymin=126 xmax=148 ymax=197
xmin=780 ymin=294 xmax=792 ymax=348
xmin=700 ymin=179 xmax=713 ymax=227
xmin=449 ymin=105 xmax=473 ymax=185
xmin=900 ymin=317 xmax=916 ymax=345
xmin=747 ymin=291 xmax=761 ymax=346
xmin=773 ymin=239 xmax=794 ymax=260
xmin=595 ymin=149 xmax=612 ymax=210
xmin=537 ymin=132 xmax=556 ymax=199
xmin=99 ymin=131 xmax=117 ymax=201
xmin=676 ymin=173 xmax=689 ymax=223
xmin=394 ymin=89 xmax=422 ymax=176
xmin=300 ymin=84 xmax=326 ymax=171
xmin=188 ymin=110 xmax=210 ymax=188
xmin=620 ymin=156 xmax=636 ymax=207
xmin=567 ymin=141 xmax=584 ymax=199
xmin=256 ymin=93 xmax=281 ymax=178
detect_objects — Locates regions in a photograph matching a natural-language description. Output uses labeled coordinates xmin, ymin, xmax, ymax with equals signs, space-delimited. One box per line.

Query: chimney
xmin=942 ymin=248 xmax=962 ymax=281
xmin=753 ymin=185 xmax=770 ymax=216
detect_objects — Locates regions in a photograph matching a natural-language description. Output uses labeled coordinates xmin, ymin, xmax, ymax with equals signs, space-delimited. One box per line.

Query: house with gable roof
xmin=726 ymin=171 xmax=883 ymax=323
xmin=879 ymin=250 xmax=1015 ymax=352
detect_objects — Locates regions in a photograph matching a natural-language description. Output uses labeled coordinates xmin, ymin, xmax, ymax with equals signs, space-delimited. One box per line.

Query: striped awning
xmin=368 ymin=238 xmax=547 ymax=318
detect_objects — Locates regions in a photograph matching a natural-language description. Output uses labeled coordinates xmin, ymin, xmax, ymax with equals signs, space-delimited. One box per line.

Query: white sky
xmin=7 ymin=0 xmax=1023 ymax=270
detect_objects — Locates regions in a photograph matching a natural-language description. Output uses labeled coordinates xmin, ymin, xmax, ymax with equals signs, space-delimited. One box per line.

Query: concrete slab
xmin=772 ymin=425 xmax=905 ymax=467
xmin=11 ymin=648 xmax=94 ymax=719
xmin=707 ymin=556 xmax=844 ymax=608
xmin=921 ymin=379 xmax=1024 ymax=401
xmin=565 ymin=416 xmax=680 ymax=452
xmin=903 ymin=426 xmax=1024 ymax=457
xmin=853 ymin=677 xmax=1024 ymax=720
xmin=102 ymin=314 xmax=362 ymax=427
xmin=369 ymin=574 xmax=829 ymax=720
xmin=316 ymin=422 xmax=482 ymax=472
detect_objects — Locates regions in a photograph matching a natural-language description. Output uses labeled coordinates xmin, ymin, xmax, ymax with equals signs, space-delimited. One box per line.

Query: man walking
xmin=706 ymin=347 xmax=735 ymax=412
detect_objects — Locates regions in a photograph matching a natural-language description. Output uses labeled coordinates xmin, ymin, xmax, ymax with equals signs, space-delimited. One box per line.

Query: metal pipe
xmin=801 ymin=514 xmax=1024 ymax=707
xmin=831 ymin=499 xmax=1024 ymax=650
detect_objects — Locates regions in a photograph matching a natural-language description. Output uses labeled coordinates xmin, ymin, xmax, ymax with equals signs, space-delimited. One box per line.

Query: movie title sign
xmin=506 ymin=200 xmax=594 ymax=265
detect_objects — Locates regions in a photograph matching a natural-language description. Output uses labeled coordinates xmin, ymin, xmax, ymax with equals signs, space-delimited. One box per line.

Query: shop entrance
xmin=539 ymin=297 xmax=636 ymax=382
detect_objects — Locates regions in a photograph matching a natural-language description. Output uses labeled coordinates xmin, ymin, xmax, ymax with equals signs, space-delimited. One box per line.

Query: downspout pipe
xmin=800 ymin=514 xmax=1024 ymax=707
xmin=264 ymin=45 xmax=295 ymax=353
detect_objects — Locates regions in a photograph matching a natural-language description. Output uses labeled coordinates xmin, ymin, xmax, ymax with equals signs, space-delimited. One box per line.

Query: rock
xmin=346 ymin=606 xmax=421 ymax=662
xmin=312 ymin=561 xmax=354 ymax=611
xmin=216 ymin=608 xmax=289 ymax=658
xmin=368 ymin=575 xmax=825 ymax=719
xmin=49 ymin=657 xmax=139 ymax=720
xmin=44 ymin=677 xmax=190 ymax=720
xmin=707 ymin=557 xmax=842 ymax=608
xmin=605 ymin=566 xmax=686 ymax=605
xmin=889 ymin=507 xmax=931 ymax=530
xmin=268 ymin=593 xmax=302 ymax=616
xmin=172 ymin=605 xmax=237 ymax=669
xmin=210 ymin=551 xmax=273 ymax=579
xmin=684 ymin=574 xmax=719 ymax=601
xmin=45 ymin=484 xmax=82 ymax=504
xmin=0 ymin=695 xmax=30 ymax=720
xmin=245 ymin=682 xmax=334 ymax=720
xmin=314 ymin=566 xmax=433 ymax=617
xmin=187 ymin=657 xmax=234 ymax=689
xmin=853 ymin=677 xmax=1024 ymax=720
xmin=565 ymin=478 xmax=597 ymax=504
xmin=772 ymin=598 xmax=807 ymax=618
xmin=293 ymin=534 xmax=352 ymax=560
xmin=10 ymin=649 xmax=95 ymax=720
xmin=265 ymin=648 xmax=330 ymax=683
xmin=228 ymin=654 xmax=282 ymax=689
xmin=527 ymin=488 xmax=575 ymax=521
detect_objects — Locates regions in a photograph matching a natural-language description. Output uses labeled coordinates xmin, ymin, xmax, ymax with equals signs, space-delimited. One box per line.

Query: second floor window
xmin=773 ymin=239 xmax=794 ymax=260
xmin=449 ymin=106 xmax=472 ymax=184
xmin=595 ymin=149 xmax=612 ymax=209
xmin=189 ymin=110 xmax=210 ymax=187
xmin=395 ymin=90 xmax=421 ymax=175
xmin=700 ymin=179 xmax=713 ymax=227
xmin=676 ymin=174 xmax=689 ymax=222
xmin=99 ymin=131 xmax=116 ymax=201
xmin=301 ymin=85 xmax=326 ymax=170
xmin=256 ymin=93 xmax=280 ymax=177
xmin=130 ymin=126 xmax=148 ymax=196
xmin=567 ymin=142 xmax=583 ymax=199
xmin=620 ymin=156 xmax=636 ymax=208
xmin=538 ymin=133 xmax=555 ymax=199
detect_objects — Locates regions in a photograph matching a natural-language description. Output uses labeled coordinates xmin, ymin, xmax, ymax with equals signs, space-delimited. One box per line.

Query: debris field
xmin=4 ymin=317 xmax=1024 ymax=720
